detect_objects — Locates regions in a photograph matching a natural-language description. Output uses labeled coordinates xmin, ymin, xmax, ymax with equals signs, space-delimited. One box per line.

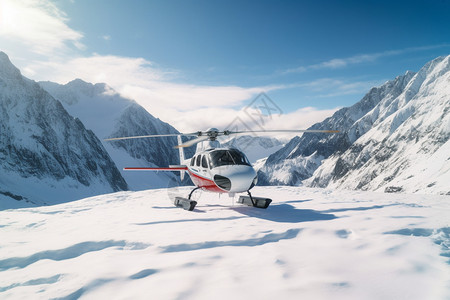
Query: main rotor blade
xmin=104 ymin=133 xmax=198 ymax=142
xmin=175 ymin=135 xmax=210 ymax=148
xmin=224 ymin=129 xmax=340 ymax=135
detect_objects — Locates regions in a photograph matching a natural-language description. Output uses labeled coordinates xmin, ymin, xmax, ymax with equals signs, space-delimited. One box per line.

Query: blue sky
xmin=1 ymin=0 xmax=449 ymax=132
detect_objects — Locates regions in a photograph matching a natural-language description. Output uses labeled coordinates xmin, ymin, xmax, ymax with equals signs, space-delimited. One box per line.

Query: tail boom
xmin=124 ymin=166 xmax=188 ymax=171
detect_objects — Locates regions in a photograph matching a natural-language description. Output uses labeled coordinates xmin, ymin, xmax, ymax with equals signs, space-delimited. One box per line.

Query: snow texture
xmin=0 ymin=186 xmax=449 ymax=299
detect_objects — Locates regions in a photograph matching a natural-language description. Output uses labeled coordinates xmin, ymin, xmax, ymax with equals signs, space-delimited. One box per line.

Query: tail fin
xmin=177 ymin=135 xmax=185 ymax=181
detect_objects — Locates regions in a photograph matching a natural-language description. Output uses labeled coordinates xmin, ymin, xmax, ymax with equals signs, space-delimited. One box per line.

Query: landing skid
xmin=174 ymin=197 xmax=197 ymax=211
xmin=173 ymin=187 xmax=200 ymax=211
xmin=237 ymin=191 xmax=272 ymax=209
xmin=173 ymin=188 xmax=272 ymax=211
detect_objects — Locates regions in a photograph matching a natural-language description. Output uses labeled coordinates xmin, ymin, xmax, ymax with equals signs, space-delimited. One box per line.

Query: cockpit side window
xmin=202 ymin=155 xmax=209 ymax=168
xmin=196 ymin=155 xmax=201 ymax=167
xmin=190 ymin=156 xmax=195 ymax=166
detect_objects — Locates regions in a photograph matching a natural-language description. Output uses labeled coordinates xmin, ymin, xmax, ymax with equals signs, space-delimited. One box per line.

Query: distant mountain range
xmin=39 ymin=79 xmax=194 ymax=190
xmin=258 ymin=55 xmax=450 ymax=195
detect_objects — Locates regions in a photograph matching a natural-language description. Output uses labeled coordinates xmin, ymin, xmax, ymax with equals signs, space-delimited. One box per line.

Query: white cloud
xmin=22 ymin=54 xmax=292 ymax=131
xmin=299 ymin=78 xmax=385 ymax=98
xmin=0 ymin=0 xmax=84 ymax=56
xmin=26 ymin=54 xmax=168 ymax=83
xmin=282 ymin=44 xmax=450 ymax=74
xmin=282 ymin=53 xmax=384 ymax=74
xmin=24 ymin=54 xmax=284 ymax=107
xmin=249 ymin=106 xmax=339 ymax=136
xmin=143 ymin=103 xmax=338 ymax=136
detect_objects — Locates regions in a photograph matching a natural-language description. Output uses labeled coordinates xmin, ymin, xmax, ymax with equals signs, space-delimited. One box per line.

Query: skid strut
xmin=188 ymin=187 xmax=200 ymax=200
xmin=237 ymin=190 xmax=272 ymax=209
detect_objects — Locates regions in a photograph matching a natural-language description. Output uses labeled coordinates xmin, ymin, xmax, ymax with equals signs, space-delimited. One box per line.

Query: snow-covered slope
xmin=0 ymin=52 xmax=127 ymax=206
xmin=258 ymin=55 xmax=450 ymax=195
xmin=257 ymin=70 xmax=415 ymax=186
xmin=221 ymin=135 xmax=284 ymax=163
xmin=1 ymin=187 xmax=449 ymax=299
xmin=40 ymin=79 xmax=193 ymax=190
xmin=307 ymin=56 xmax=450 ymax=195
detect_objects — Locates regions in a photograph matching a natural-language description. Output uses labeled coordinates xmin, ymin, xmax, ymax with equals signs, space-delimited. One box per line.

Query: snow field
xmin=0 ymin=187 xmax=449 ymax=299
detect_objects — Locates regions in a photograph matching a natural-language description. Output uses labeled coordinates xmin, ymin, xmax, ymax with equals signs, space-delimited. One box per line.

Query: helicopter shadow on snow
xmin=230 ymin=199 xmax=337 ymax=223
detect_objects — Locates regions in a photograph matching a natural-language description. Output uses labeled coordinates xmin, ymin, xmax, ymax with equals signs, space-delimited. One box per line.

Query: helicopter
xmin=105 ymin=128 xmax=338 ymax=211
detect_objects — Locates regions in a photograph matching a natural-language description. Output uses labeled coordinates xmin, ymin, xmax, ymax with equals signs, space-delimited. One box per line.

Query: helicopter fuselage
xmin=185 ymin=147 xmax=257 ymax=194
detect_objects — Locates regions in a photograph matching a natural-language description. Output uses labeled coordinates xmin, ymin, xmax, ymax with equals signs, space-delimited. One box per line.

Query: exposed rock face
xmin=0 ymin=52 xmax=127 ymax=205
xmin=257 ymin=70 xmax=415 ymax=186
xmin=306 ymin=56 xmax=450 ymax=195
xmin=258 ymin=55 xmax=450 ymax=195
xmin=40 ymin=79 xmax=195 ymax=190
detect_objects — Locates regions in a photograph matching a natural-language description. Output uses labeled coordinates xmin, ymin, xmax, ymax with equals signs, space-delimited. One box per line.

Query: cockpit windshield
xmin=209 ymin=149 xmax=251 ymax=168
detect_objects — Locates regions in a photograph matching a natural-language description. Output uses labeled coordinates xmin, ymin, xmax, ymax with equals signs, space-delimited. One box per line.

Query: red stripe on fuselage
xmin=188 ymin=170 xmax=225 ymax=193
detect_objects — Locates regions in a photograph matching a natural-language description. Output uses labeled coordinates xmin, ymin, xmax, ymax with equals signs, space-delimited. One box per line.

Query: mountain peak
xmin=67 ymin=78 xmax=91 ymax=87
xmin=0 ymin=51 xmax=22 ymax=80
xmin=66 ymin=78 xmax=95 ymax=94
xmin=65 ymin=78 xmax=114 ymax=97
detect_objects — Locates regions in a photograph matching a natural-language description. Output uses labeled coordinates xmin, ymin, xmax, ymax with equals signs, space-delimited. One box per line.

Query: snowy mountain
xmin=257 ymin=70 xmax=415 ymax=186
xmin=0 ymin=52 xmax=127 ymax=207
xmin=259 ymin=55 xmax=450 ymax=195
xmin=221 ymin=135 xmax=284 ymax=163
xmin=307 ymin=56 xmax=450 ymax=195
xmin=1 ymin=186 xmax=449 ymax=299
xmin=40 ymin=79 xmax=194 ymax=190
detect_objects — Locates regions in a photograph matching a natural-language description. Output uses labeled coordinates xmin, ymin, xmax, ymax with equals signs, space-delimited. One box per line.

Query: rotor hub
xmin=205 ymin=128 xmax=219 ymax=140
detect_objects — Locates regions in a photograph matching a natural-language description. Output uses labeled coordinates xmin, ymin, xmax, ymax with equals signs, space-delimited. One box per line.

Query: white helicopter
xmin=105 ymin=128 xmax=338 ymax=211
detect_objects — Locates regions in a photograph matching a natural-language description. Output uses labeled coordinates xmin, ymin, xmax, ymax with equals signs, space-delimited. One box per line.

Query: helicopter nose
xmin=227 ymin=166 xmax=257 ymax=193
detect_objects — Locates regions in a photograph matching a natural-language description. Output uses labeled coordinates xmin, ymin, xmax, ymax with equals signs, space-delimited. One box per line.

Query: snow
xmin=0 ymin=168 xmax=116 ymax=209
xmin=1 ymin=187 xmax=449 ymax=299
